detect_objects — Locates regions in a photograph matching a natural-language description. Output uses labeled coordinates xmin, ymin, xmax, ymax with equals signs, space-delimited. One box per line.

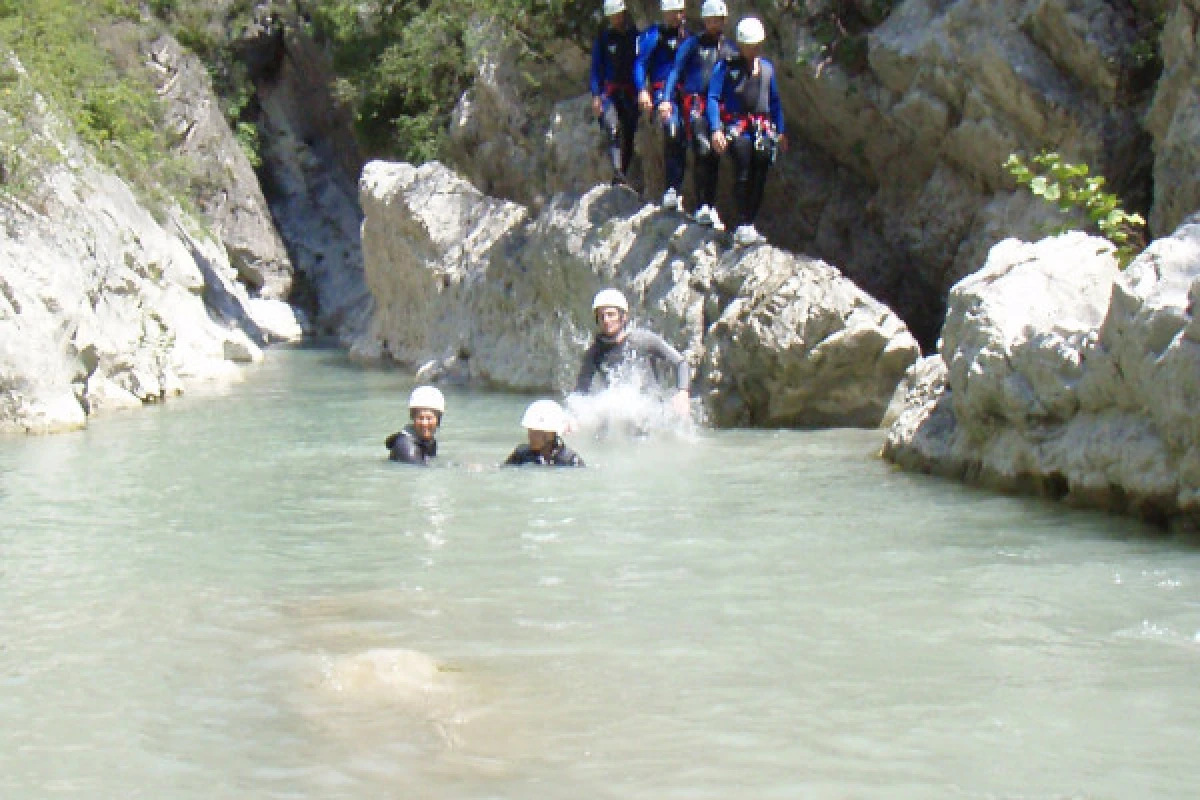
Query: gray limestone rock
xmin=356 ymin=159 xmax=919 ymax=428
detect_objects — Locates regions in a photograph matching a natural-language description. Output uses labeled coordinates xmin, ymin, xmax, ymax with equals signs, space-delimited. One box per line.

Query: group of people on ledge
xmin=591 ymin=0 xmax=788 ymax=246
xmin=385 ymin=288 xmax=690 ymax=468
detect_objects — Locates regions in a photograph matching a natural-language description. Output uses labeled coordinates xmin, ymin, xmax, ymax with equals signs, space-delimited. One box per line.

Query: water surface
xmin=3 ymin=347 xmax=1199 ymax=799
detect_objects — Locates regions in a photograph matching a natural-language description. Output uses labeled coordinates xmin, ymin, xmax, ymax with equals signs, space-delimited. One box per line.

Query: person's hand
xmin=712 ymin=129 xmax=728 ymax=154
xmin=657 ymin=101 xmax=673 ymax=122
xmin=778 ymin=133 xmax=789 ymax=154
xmin=638 ymin=90 xmax=654 ymax=115
xmin=670 ymin=390 xmax=690 ymax=417
xmin=591 ymin=95 xmax=603 ymax=119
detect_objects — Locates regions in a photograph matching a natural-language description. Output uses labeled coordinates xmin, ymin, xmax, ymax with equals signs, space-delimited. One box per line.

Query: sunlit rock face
xmin=0 ymin=58 xmax=299 ymax=434
xmin=883 ymin=218 xmax=1200 ymax=527
xmin=356 ymin=160 xmax=919 ymax=428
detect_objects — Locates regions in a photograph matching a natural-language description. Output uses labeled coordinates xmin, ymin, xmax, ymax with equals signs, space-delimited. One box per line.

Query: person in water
xmin=574 ymin=288 xmax=691 ymax=416
xmin=662 ymin=0 xmax=736 ymax=228
xmin=504 ymin=399 xmax=585 ymax=467
xmin=635 ymin=0 xmax=691 ymax=211
xmin=590 ymin=0 xmax=640 ymax=187
xmin=385 ymin=385 xmax=444 ymax=465
xmin=708 ymin=16 xmax=788 ymax=247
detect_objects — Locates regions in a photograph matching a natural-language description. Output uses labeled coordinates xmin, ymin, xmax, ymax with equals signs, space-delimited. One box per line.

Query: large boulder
xmin=883 ymin=218 xmax=1200 ymax=526
xmin=355 ymin=160 xmax=920 ymax=427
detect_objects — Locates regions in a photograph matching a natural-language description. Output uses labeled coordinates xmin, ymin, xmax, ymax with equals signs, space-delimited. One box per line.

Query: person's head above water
xmin=592 ymin=288 xmax=629 ymax=338
xmin=521 ymin=399 xmax=569 ymax=453
xmin=408 ymin=385 xmax=445 ymax=442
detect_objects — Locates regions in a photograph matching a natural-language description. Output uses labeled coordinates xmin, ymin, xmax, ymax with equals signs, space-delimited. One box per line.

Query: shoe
xmin=733 ymin=224 xmax=764 ymax=246
xmin=662 ymin=188 xmax=680 ymax=210
xmin=611 ymin=169 xmax=629 ymax=187
xmin=695 ymin=204 xmax=713 ymax=226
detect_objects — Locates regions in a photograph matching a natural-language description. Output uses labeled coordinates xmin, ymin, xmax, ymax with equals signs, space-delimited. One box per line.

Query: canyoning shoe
xmin=662 ymin=188 xmax=680 ymax=211
xmin=611 ymin=169 xmax=629 ymax=188
xmin=733 ymin=224 xmax=764 ymax=246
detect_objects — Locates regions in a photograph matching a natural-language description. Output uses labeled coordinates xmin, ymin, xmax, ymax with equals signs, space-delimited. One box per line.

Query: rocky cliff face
xmin=145 ymin=33 xmax=294 ymax=300
xmin=0 ymin=54 xmax=300 ymax=434
xmin=236 ymin=10 xmax=371 ymax=340
xmin=355 ymin=160 xmax=920 ymax=428
xmin=442 ymin=0 xmax=1198 ymax=348
xmin=883 ymin=218 xmax=1200 ymax=528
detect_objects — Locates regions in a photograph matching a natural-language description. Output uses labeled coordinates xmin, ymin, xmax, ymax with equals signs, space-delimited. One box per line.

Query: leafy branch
xmin=1004 ymin=151 xmax=1146 ymax=268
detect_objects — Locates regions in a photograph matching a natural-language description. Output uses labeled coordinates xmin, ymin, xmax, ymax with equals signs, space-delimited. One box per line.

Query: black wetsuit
xmin=503 ymin=438 xmax=585 ymax=467
xmin=385 ymin=425 xmax=437 ymax=466
xmin=574 ymin=327 xmax=691 ymax=393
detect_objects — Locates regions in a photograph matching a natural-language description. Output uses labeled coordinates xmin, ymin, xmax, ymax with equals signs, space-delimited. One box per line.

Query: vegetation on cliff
xmin=0 ymin=0 xmax=188 ymax=201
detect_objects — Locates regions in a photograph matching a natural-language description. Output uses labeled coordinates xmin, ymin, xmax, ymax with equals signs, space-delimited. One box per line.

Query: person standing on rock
xmin=385 ymin=386 xmax=444 ymax=466
xmin=708 ymin=16 xmax=788 ymax=247
xmin=591 ymin=0 xmax=641 ymax=187
xmin=574 ymin=288 xmax=691 ymax=417
xmin=504 ymin=400 xmax=586 ymax=467
xmin=635 ymin=0 xmax=692 ymax=211
xmin=663 ymin=0 xmax=736 ymax=228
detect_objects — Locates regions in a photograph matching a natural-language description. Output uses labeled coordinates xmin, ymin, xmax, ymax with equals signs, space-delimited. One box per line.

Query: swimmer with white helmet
xmin=575 ymin=288 xmax=691 ymax=417
xmin=385 ymin=385 xmax=445 ymax=465
xmin=503 ymin=399 xmax=586 ymax=467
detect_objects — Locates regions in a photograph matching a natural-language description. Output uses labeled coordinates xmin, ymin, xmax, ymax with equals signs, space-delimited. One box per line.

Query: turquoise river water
xmin=3 ymin=346 xmax=1200 ymax=799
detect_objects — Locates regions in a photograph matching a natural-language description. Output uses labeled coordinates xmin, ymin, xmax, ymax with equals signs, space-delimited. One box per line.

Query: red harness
xmin=721 ymin=111 xmax=773 ymax=136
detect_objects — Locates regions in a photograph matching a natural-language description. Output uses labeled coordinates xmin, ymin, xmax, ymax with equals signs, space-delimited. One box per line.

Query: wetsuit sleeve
xmin=635 ymin=330 xmax=691 ymax=392
xmin=633 ymin=27 xmax=657 ymax=91
xmin=389 ymin=434 xmax=426 ymax=466
xmin=663 ymin=36 xmax=693 ymax=100
xmin=502 ymin=447 xmax=524 ymax=466
xmin=707 ymin=59 xmax=727 ymax=131
xmin=768 ymin=59 xmax=785 ymax=134
xmin=574 ymin=345 xmax=599 ymax=393
xmin=590 ymin=33 xmax=605 ymax=97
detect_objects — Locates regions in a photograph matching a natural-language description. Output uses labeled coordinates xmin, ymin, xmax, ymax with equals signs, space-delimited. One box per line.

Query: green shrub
xmin=1004 ymin=151 xmax=1147 ymax=268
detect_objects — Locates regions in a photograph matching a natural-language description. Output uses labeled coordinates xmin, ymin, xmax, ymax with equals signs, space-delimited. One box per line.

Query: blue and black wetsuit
xmin=591 ymin=23 xmax=640 ymax=182
xmin=664 ymin=31 xmax=738 ymax=208
xmin=635 ymin=22 xmax=691 ymax=195
xmin=504 ymin=439 xmax=585 ymax=467
xmin=385 ymin=425 xmax=437 ymax=466
xmin=707 ymin=52 xmax=785 ymax=228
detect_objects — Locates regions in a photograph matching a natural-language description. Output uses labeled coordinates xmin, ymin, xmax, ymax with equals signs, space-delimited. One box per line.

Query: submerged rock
xmin=356 ymin=160 xmax=920 ymax=428
xmin=883 ymin=219 xmax=1200 ymax=527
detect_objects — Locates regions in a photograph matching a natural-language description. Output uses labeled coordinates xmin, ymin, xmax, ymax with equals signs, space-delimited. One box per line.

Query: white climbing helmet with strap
xmin=661 ymin=0 xmax=686 ymax=11
xmin=408 ymin=385 xmax=445 ymax=414
xmin=701 ymin=0 xmax=727 ymax=17
xmin=592 ymin=288 xmax=630 ymax=314
xmin=521 ymin=400 xmax=569 ymax=435
xmin=603 ymin=0 xmax=626 ymax=16
xmin=736 ymin=16 xmax=766 ymax=44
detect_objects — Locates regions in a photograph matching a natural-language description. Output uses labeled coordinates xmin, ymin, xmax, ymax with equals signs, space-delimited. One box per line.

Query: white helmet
xmin=592 ymin=288 xmax=629 ymax=314
xmin=408 ymin=385 xmax=445 ymax=414
xmin=736 ymin=17 xmax=766 ymax=44
xmin=661 ymin=0 xmax=685 ymax=11
xmin=521 ymin=400 xmax=569 ymax=435
xmin=603 ymin=0 xmax=625 ymax=15
xmin=701 ymin=0 xmax=727 ymax=17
